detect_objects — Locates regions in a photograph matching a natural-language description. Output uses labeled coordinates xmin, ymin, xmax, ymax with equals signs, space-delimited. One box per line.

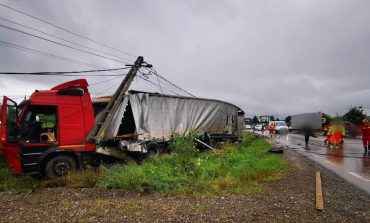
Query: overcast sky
xmin=0 ymin=0 xmax=369 ymax=118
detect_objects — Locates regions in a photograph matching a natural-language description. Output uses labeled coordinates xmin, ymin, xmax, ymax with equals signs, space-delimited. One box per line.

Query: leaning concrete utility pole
xmin=87 ymin=56 xmax=144 ymax=143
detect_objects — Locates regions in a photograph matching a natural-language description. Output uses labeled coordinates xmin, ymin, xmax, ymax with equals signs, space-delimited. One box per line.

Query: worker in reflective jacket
xmin=327 ymin=121 xmax=345 ymax=149
xmin=269 ymin=123 xmax=275 ymax=138
xmin=362 ymin=119 xmax=370 ymax=153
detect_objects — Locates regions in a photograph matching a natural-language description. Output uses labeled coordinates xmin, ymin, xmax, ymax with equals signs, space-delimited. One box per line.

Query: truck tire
xmin=45 ymin=155 xmax=76 ymax=179
xmin=209 ymin=138 xmax=220 ymax=149
xmin=146 ymin=142 xmax=161 ymax=157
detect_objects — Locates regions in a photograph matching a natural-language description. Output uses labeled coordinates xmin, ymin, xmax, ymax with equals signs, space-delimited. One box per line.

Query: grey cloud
xmin=0 ymin=0 xmax=369 ymax=118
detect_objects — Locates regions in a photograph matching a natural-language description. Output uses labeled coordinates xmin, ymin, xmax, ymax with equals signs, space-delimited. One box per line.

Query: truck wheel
xmin=209 ymin=138 xmax=219 ymax=149
xmin=45 ymin=155 xmax=76 ymax=179
xmin=146 ymin=142 xmax=161 ymax=157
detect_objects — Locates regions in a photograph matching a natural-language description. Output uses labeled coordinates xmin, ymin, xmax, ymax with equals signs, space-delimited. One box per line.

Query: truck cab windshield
xmin=20 ymin=105 xmax=57 ymax=144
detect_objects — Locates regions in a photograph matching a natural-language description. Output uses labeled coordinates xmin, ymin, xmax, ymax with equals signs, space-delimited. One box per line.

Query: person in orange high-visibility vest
xmin=362 ymin=119 xmax=370 ymax=153
xmin=269 ymin=123 xmax=275 ymax=138
xmin=327 ymin=121 xmax=345 ymax=149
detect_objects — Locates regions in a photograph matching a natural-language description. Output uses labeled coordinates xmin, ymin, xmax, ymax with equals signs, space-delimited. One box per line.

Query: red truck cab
xmin=0 ymin=79 xmax=96 ymax=178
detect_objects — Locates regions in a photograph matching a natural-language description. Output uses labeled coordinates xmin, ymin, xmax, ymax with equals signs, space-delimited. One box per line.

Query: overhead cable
xmin=0 ymin=23 xmax=130 ymax=64
xmin=0 ymin=2 xmax=136 ymax=58
xmin=0 ymin=67 xmax=129 ymax=76
xmin=144 ymin=66 xmax=195 ymax=97
xmin=0 ymin=17 xmax=133 ymax=62
xmin=0 ymin=40 xmax=114 ymax=70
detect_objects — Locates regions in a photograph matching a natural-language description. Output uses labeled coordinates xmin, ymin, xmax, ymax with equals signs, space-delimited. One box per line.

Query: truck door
xmin=0 ymin=96 xmax=18 ymax=145
xmin=0 ymin=96 xmax=23 ymax=174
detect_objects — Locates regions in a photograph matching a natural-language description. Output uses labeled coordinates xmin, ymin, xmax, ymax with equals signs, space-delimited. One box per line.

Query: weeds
xmin=0 ymin=154 xmax=39 ymax=193
xmin=40 ymin=168 xmax=104 ymax=188
xmin=0 ymin=132 xmax=289 ymax=195
xmin=100 ymin=132 xmax=289 ymax=195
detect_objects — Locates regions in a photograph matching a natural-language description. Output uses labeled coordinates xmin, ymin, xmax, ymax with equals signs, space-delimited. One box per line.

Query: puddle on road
xmin=282 ymin=134 xmax=370 ymax=179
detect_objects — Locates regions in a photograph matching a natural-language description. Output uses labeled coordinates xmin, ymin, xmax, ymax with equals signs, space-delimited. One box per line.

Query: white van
xmin=269 ymin=121 xmax=289 ymax=134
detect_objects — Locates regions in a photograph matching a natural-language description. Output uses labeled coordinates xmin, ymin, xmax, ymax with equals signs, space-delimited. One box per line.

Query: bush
xmin=0 ymin=132 xmax=289 ymax=195
xmin=0 ymin=155 xmax=39 ymax=193
xmin=40 ymin=168 xmax=104 ymax=188
xmin=169 ymin=132 xmax=199 ymax=157
xmin=100 ymin=132 xmax=289 ymax=195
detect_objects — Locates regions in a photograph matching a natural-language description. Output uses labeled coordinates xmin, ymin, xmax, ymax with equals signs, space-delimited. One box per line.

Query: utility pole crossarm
xmin=87 ymin=56 xmax=144 ymax=143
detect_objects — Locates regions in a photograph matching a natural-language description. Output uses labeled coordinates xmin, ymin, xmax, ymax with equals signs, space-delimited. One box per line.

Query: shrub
xmin=0 ymin=155 xmax=39 ymax=193
xmin=40 ymin=168 xmax=104 ymax=188
xmin=100 ymin=132 xmax=290 ymax=195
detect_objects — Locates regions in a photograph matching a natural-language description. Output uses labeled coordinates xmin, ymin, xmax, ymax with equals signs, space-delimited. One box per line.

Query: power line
xmin=155 ymin=71 xmax=174 ymax=134
xmin=0 ymin=23 xmax=130 ymax=64
xmin=89 ymin=76 xmax=124 ymax=86
xmin=0 ymin=67 xmax=129 ymax=76
xmin=0 ymin=17 xmax=134 ymax=63
xmin=137 ymin=75 xmax=181 ymax=96
xmin=138 ymin=68 xmax=183 ymax=96
xmin=0 ymin=2 xmax=136 ymax=58
xmin=0 ymin=40 xmax=128 ymax=91
xmin=91 ymin=81 xmax=122 ymax=95
xmin=144 ymin=66 xmax=195 ymax=97
xmin=0 ymin=40 xmax=114 ymax=70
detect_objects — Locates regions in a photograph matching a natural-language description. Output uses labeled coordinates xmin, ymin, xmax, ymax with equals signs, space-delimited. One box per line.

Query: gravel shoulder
xmin=1 ymin=144 xmax=369 ymax=223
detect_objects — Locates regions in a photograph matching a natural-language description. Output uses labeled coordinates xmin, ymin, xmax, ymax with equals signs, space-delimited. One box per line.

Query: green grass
xmin=40 ymin=168 xmax=104 ymax=188
xmin=0 ymin=132 xmax=290 ymax=195
xmin=100 ymin=132 xmax=290 ymax=195
xmin=0 ymin=154 xmax=39 ymax=193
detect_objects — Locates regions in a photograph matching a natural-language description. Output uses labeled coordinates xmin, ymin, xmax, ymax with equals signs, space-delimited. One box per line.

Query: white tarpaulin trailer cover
xmin=94 ymin=91 xmax=245 ymax=141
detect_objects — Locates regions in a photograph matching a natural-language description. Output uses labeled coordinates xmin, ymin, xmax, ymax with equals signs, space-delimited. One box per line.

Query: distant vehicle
xmin=343 ymin=121 xmax=358 ymax=138
xmin=269 ymin=121 xmax=289 ymax=134
xmin=290 ymin=112 xmax=322 ymax=132
xmin=245 ymin=124 xmax=252 ymax=130
xmin=255 ymin=124 xmax=263 ymax=131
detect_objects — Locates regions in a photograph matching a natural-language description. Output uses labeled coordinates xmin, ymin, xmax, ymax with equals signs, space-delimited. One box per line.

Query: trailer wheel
xmin=209 ymin=138 xmax=220 ymax=149
xmin=146 ymin=142 xmax=161 ymax=157
xmin=45 ymin=155 xmax=76 ymax=179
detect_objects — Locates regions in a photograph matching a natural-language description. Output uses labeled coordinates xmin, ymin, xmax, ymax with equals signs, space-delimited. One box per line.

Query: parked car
xmin=245 ymin=124 xmax=252 ymax=130
xmin=255 ymin=124 xmax=263 ymax=131
xmin=269 ymin=121 xmax=289 ymax=134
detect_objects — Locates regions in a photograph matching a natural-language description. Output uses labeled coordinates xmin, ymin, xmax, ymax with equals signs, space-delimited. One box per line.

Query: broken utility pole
xmin=87 ymin=56 xmax=144 ymax=143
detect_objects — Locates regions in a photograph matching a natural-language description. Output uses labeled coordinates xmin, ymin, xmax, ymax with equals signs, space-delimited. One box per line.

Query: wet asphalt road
xmin=252 ymin=130 xmax=370 ymax=194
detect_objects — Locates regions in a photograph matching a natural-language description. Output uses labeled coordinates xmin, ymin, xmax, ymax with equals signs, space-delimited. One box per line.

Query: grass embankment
xmin=0 ymin=133 xmax=289 ymax=195
xmin=100 ymin=133 xmax=289 ymax=195
xmin=0 ymin=154 xmax=38 ymax=193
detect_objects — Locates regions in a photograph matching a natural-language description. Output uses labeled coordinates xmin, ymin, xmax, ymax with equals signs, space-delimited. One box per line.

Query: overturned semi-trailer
xmin=92 ymin=90 xmax=245 ymax=157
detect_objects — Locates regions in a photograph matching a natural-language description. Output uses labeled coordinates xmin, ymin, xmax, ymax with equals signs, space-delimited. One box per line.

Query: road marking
xmin=312 ymin=155 xmax=320 ymax=158
xmin=348 ymin=172 xmax=370 ymax=182
xmin=324 ymin=160 xmax=338 ymax=166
